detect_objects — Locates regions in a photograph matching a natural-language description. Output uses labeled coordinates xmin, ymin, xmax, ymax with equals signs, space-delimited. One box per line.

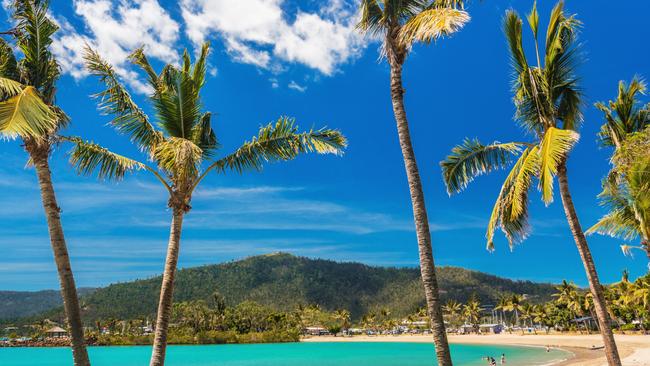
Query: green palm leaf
xmin=441 ymin=139 xmax=523 ymax=195
xmin=203 ymin=117 xmax=346 ymax=176
xmin=66 ymin=137 xmax=146 ymax=181
xmin=357 ymin=0 xmax=384 ymax=36
xmin=0 ymin=39 xmax=19 ymax=82
xmin=0 ymin=86 xmax=57 ymax=138
xmin=587 ymin=210 xmax=639 ymax=241
xmin=538 ymin=126 xmax=579 ymax=204
xmin=84 ymin=47 xmax=162 ymax=149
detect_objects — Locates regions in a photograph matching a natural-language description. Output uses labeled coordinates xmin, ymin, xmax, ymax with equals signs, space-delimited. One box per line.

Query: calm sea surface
xmin=0 ymin=342 xmax=569 ymax=366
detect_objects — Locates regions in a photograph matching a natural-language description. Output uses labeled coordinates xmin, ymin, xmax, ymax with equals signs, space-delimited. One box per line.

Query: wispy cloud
xmin=288 ymin=80 xmax=307 ymax=92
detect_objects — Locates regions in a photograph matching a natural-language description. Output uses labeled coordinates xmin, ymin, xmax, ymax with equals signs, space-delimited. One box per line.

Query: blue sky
xmin=1 ymin=0 xmax=649 ymax=291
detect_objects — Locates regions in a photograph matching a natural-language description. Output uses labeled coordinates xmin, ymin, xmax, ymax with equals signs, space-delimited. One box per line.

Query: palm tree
xmin=442 ymin=300 xmax=462 ymax=329
xmin=502 ymin=294 xmax=523 ymax=330
xmin=356 ymin=1 xmax=473 ymax=363
xmin=440 ymin=2 xmax=622 ymax=364
xmin=588 ymin=78 xmax=650 ymax=260
xmin=532 ymin=304 xmax=552 ymax=333
xmin=334 ymin=309 xmax=351 ymax=334
xmin=0 ymin=2 xmax=90 ymax=364
xmin=520 ymin=302 xmax=536 ymax=333
xmin=69 ymin=43 xmax=346 ymax=366
xmin=462 ymin=298 xmax=481 ymax=333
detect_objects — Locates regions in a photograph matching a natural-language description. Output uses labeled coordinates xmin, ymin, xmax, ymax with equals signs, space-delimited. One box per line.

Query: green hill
xmin=0 ymin=288 xmax=95 ymax=320
xmin=71 ymin=253 xmax=555 ymax=322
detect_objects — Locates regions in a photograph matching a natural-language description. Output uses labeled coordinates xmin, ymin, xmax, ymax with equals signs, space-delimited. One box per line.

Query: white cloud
xmin=51 ymin=0 xmax=180 ymax=93
xmin=180 ymin=0 xmax=365 ymax=75
xmin=288 ymin=80 xmax=307 ymax=92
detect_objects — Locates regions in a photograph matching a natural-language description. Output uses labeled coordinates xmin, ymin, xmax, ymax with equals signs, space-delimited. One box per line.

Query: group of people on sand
xmin=483 ymin=353 xmax=506 ymax=365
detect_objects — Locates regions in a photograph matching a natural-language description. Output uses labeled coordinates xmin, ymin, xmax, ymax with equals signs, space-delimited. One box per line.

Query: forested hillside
xmin=51 ymin=253 xmax=555 ymax=322
xmin=0 ymin=289 xmax=95 ymax=320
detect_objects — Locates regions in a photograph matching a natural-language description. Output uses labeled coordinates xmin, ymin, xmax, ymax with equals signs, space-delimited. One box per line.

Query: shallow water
xmin=0 ymin=342 xmax=569 ymax=366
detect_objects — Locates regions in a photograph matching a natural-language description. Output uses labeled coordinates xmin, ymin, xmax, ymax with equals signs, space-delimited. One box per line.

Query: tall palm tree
xmin=588 ymin=78 xmax=650 ymax=260
xmin=440 ymin=2 xmax=622 ymax=364
xmin=69 ymin=43 xmax=346 ymax=366
xmin=0 ymin=1 xmax=90 ymax=364
xmin=356 ymin=1 xmax=473 ymax=363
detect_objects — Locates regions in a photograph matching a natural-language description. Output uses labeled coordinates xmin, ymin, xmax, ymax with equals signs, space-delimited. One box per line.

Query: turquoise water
xmin=0 ymin=342 xmax=569 ymax=366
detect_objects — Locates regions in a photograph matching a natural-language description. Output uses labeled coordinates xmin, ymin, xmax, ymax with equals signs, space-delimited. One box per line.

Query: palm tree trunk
xmin=389 ymin=61 xmax=452 ymax=366
xmin=30 ymin=147 xmax=91 ymax=366
xmin=557 ymin=162 xmax=622 ymax=366
xmin=149 ymin=208 xmax=185 ymax=366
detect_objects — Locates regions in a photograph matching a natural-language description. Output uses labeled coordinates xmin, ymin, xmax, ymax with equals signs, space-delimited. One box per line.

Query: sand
xmin=301 ymin=333 xmax=650 ymax=365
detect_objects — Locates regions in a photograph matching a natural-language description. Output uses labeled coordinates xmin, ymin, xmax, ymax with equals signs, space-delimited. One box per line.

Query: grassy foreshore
xmin=301 ymin=333 xmax=650 ymax=365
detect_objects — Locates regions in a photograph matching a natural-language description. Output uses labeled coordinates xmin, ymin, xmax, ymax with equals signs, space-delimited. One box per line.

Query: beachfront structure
xmin=304 ymin=327 xmax=328 ymax=336
xmin=479 ymin=324 xmax=503 ymax=334
xmin=45 ymin=326 xmax=68 ymax=338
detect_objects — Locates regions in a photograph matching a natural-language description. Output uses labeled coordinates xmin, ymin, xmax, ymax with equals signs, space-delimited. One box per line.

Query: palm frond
xmin=526 ymin=1 xmax=539 ymax=40
xmin=485 ymin=146 xmax=537 ymax=250
xmin=12 ymin=0 xmax=59 ymax=99
xmin=538 ymin=127 xmax=579 ymax=204
xmin=0 ymin=86 xmax=57 ymax=138
xmin=398 ymin=7 xmax=470 ymax=48
xmin=192 ymin=42 xmax=210 ymax=88
xmin=508 ymin=145 xmax=540 ymax=219
xmin=191 ymin=112 xmax=218 ymax=156
xmin=357 ymin=0 xmax=385 ymax=36
xmin=153 ymin=137 xmax=203 ymax=183
xmin=595 ymin=77 xmax=649 ymax=148
xmin=154 ymin=65 xmax=201 ymax=139
xmin=128 ymin=47 xmax=160 ymax=92
xmin=0 ymin=77 xmax=25 ymax=99
xmin=0 ymin=39 xmax=19 ymax=82
xmin=204 ymin=117 xmax=346 ymax=175
xmin=84 ymin=46 xmax=162 ymax=149
xmin=441 ymin=139 xmax=523 ymax=195
xmin=504 ymin=10 xmax=528 ymax=75
xmin=587 ymin=210 xmax=639 ymax=241
xmin=66 ymin=136 xmax=145 ymax=181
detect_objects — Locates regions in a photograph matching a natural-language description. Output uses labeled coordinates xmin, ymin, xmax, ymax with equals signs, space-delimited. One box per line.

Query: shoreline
xmin=301 ymin=334 xmax=650 ymax=365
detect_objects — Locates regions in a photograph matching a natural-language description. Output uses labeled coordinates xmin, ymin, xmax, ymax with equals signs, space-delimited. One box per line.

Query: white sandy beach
xmin=302 ymin=334 xmax=650 ymax=365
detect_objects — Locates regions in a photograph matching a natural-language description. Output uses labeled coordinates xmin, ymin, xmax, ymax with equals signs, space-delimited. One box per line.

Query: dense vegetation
xmin=0 ymin=289 xmax=95 ymax=320
xmin=15 ymin=253 xmax=555 ymax=326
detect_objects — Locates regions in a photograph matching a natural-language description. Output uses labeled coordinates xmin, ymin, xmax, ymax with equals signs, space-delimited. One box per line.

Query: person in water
xmin=501 ymin=353 xmax=506 ymax=364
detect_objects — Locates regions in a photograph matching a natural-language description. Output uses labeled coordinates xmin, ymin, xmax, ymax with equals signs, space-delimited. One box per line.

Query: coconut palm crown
xmin=587 ymin=78 xmax=650 ymax=259
xmin=441 ymin=1 xmax=581 ymax=250
xmin=358 ymin=0 xmax=470 ymax=65
xmin=69 ymin=43 xmax=347 ymax=211
xmin=0 ymin=0 xmax=60 ymax=138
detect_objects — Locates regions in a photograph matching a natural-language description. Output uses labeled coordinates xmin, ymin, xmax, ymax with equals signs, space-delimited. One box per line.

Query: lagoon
xmin=0 ymin=342 xmax=569 ymax=365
